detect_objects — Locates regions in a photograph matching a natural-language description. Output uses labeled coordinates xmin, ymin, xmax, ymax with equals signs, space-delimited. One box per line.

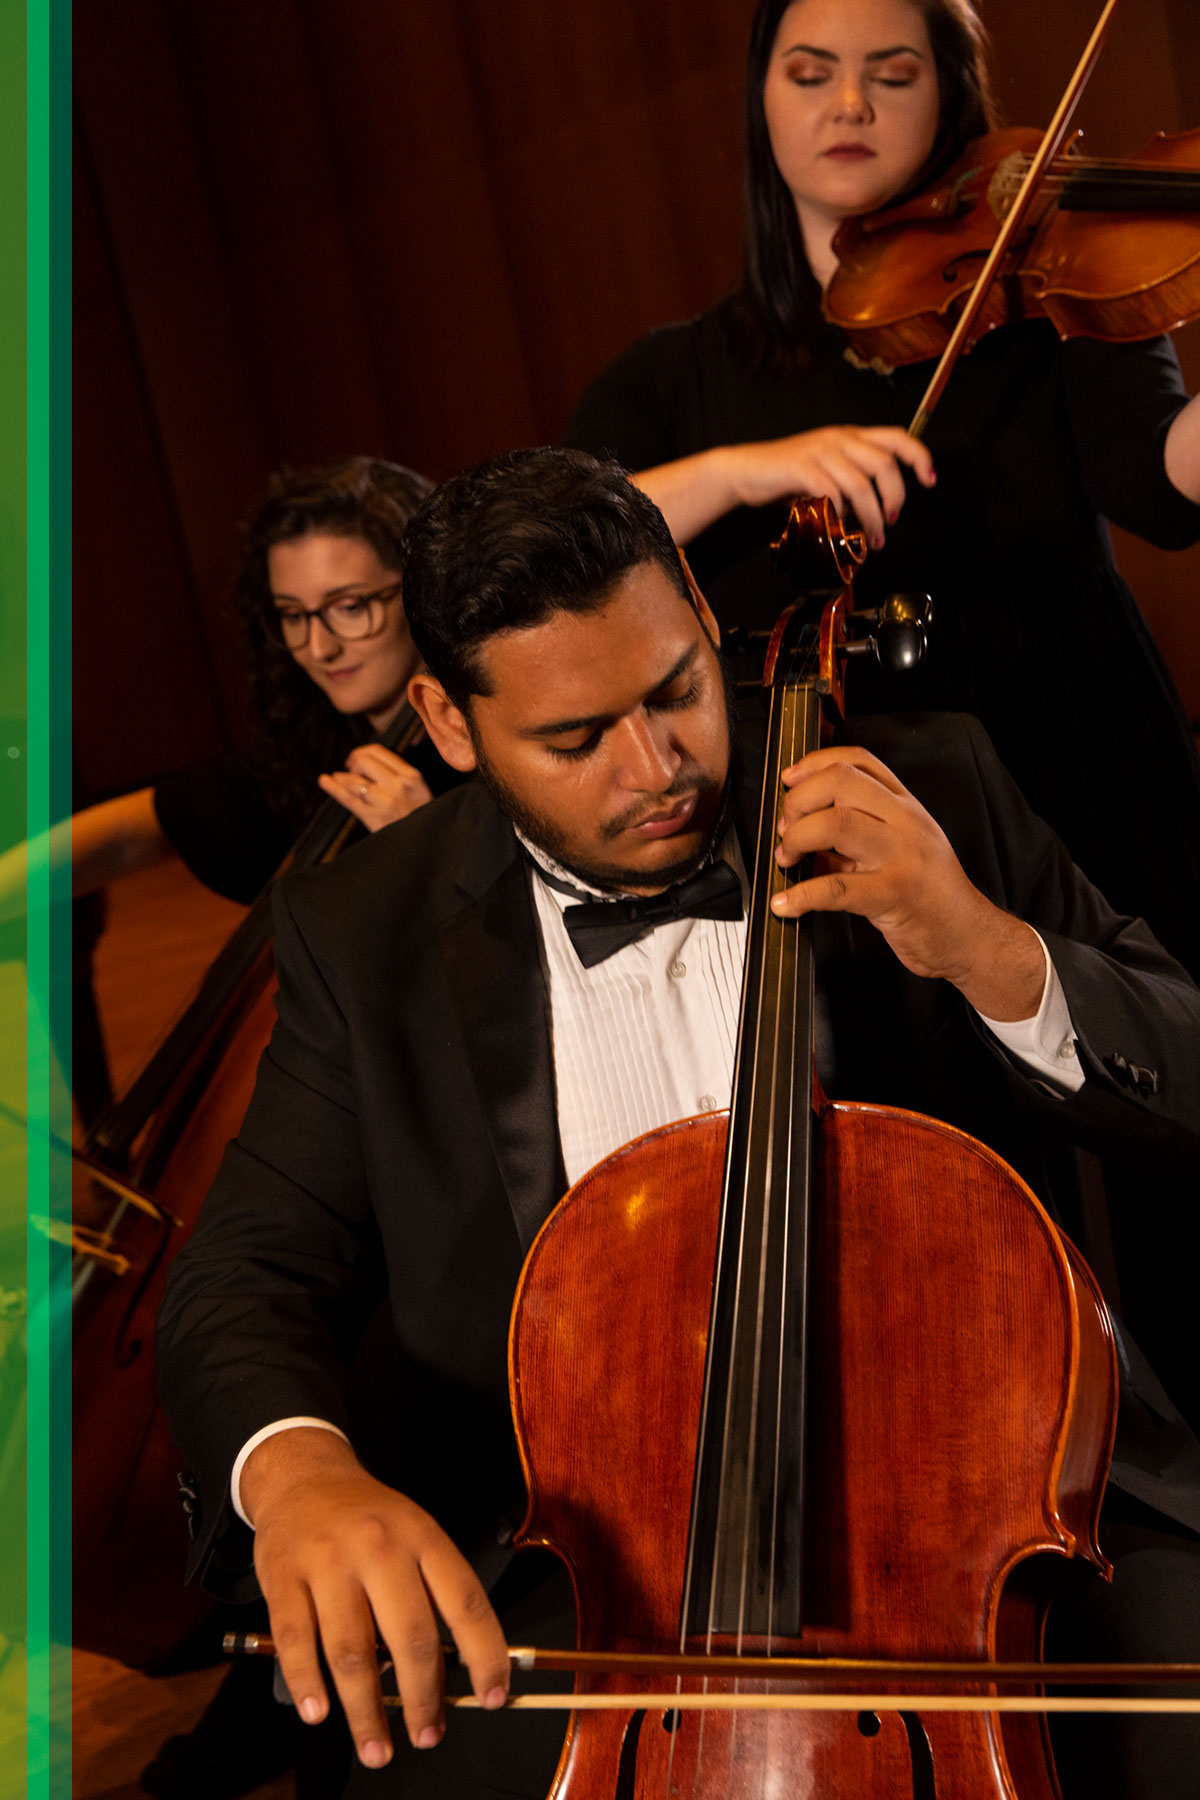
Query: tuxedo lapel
xmin=437 ymin=807 xmax=564 ymax=1253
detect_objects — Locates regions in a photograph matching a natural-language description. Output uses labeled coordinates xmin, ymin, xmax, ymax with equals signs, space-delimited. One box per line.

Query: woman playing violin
xmin=565 ymin=0 xmax=1200 ymax=980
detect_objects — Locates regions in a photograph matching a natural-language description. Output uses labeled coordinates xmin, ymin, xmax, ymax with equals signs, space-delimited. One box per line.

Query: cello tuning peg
xmin=867 ymin=591 xmax=934 ymax=674
xmin=721 ymin=625 xmax=775 ymax=654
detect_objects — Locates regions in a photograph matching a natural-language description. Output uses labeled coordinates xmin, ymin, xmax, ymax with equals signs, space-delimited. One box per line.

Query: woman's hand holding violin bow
xmin=638 ymin=425 xmax=936 ymax=553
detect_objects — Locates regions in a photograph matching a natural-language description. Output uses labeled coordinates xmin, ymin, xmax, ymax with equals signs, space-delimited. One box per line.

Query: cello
xmin=505 ymin=499 xmax=1118 ymax=1797
xmin=71 ymin=706 xmax=428 ymax=1669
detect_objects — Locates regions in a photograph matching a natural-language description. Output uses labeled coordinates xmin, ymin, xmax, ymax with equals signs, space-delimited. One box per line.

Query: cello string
xmin=724 ymin=660 xmax=796 ymax=1779
xmin=677 ymin=666 xmax=777 ymax=1641
xmin=704 ymin=671 xmax=778 ymax=1645
xmin=697 ymin=633 xmax=807 ymax=1789
xmin=765 ymin=663 xmax=807 ymax=1657
xmin=676 ymin=662 xmax=787 ymax=1797
xmin=677 ymin=630 xmax=817 ymax=1793
xmin=729 ymin=641 xmax=809 ymax=1786
xmin=724 ymin=657 xmax=803 ymax=1786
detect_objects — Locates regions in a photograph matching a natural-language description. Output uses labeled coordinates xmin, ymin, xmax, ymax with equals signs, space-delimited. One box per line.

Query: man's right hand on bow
xmin=241 ymin=1427 xmax=511 ymax=1768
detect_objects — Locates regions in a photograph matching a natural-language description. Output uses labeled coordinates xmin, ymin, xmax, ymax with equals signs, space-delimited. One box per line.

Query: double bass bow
xmin=502 ymin=498 xmax=1119 ymax=1797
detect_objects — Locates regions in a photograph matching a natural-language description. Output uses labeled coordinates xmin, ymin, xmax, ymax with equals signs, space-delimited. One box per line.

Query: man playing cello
xmin=158 ymin=448 xmax=1200 ymax=1800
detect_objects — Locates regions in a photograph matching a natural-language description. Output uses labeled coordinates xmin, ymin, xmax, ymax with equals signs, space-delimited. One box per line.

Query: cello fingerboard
xmin=684 ymin=622 xmax=821 ymax=1644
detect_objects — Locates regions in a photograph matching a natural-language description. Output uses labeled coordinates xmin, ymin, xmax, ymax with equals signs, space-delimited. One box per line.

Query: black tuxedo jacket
xmin=157 ymin=714 xmax=1200 ymax=1595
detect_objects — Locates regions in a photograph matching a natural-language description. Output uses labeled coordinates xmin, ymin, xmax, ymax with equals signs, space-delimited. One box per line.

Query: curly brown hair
xmin=234 ymin=456 xmax=431 ymax=822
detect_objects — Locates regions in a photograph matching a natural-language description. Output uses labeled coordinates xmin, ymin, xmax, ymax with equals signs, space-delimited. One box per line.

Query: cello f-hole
xmin=899 ymin=1710 xmax=938 ymax=1800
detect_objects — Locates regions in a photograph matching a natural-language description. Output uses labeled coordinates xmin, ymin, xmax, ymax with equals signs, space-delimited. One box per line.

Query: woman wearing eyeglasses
xmin=66 ymin=456 xmax=443 ymax=912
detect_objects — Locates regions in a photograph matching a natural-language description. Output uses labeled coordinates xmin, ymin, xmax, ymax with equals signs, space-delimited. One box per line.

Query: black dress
xmin=565 ymin=302 xmax=1200 ymax=978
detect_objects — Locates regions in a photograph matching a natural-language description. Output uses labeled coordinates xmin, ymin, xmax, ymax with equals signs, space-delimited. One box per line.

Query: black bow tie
xmin=548 ymin=860 xmax=744 ymax=968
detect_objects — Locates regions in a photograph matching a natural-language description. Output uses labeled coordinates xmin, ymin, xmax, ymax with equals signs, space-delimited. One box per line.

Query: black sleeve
xmin=1063 ymin=335 xmax=1200 ymax=549
xmin=564 ymin=328 xmax=691 ymax=470
xmin=954 ymin=714 xmax=1200 ymax=1162
xmin=153 ymin=753 xmax=299 ymax=904
xmin=156 ymin=878 xmax=386 ymax=1594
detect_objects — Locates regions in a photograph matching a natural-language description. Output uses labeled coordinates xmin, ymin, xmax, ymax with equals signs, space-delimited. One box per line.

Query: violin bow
xmin=908 ymin=0 xmax=1124 ymax=440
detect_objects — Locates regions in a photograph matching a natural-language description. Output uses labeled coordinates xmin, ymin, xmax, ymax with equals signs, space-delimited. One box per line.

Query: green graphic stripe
xmin=0 ymin=0 xmax=29 ymax=1789
xmin=23 ymin=1 xmax=72 ymax=1797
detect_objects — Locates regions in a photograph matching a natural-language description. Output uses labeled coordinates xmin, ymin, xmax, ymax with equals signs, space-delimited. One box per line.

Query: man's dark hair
xmin=400 ymin=447 xmax=690 ymax=707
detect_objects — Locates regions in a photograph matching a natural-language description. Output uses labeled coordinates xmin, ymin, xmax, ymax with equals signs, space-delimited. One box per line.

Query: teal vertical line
xmin=0 ymin=0 xmax=26 ymax=1786
xmin=25 ymin=0 xmax=72 ymax=1797
xmin=45 ymin=0 xmax=71 ymax=1786
xmin=0 ymin=0 xmax=26 ymax=1778
xmin=24 ymin=0 xmax=49 ymax=1792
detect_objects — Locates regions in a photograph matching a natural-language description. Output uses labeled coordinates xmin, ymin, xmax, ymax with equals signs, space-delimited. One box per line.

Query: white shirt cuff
xmin=976 ymin=932 xmax=1084 ymax=1095
xmin=231 ymin=1417 xmax=351 ymax=1527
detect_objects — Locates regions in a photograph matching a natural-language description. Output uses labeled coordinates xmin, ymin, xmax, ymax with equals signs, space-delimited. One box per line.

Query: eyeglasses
xmin=268 ymin=579 xmax=404 ymax=650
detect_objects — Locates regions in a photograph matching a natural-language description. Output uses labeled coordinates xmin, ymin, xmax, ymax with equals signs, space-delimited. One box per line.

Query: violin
xmin=824 ymin=125 xmax=1200 ymax=369
xmin=503 ymin=499 xmax=1119 ymax=1797
xmin=821 ymin=0 xmax=1200 ymax=440
xmin=71 ymin=705 xmax=427 ymax=1669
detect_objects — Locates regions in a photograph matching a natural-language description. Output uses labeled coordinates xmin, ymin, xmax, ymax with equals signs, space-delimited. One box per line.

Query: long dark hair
xmin=737 ymin=0 xmax=996 ymax=365
xmin=234 ymin=456 xmax=432 ymax=821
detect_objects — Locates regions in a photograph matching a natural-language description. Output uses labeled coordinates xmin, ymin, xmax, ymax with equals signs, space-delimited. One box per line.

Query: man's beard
xmin=470 ymin=662 xmax=739 ymax=895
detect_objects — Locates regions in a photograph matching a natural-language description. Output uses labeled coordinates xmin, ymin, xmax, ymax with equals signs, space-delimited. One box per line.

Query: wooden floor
xmin=74 ymin=856 xmax=295 ymax=1800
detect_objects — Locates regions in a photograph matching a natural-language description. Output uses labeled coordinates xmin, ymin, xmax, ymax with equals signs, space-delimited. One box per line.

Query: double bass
xmin=506 ymin=501 xmax=1119 ymax=1797
xmin=71 ymin=707 xmax=427 ymax=1669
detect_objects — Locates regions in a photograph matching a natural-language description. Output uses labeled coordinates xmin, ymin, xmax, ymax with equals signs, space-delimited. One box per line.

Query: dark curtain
xmin=73 ymin=0 xmax=1200 ymax=803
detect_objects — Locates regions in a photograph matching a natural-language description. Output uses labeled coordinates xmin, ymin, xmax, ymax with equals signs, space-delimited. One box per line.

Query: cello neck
xmin=682 ymin=610 xmax=824 ymax=1645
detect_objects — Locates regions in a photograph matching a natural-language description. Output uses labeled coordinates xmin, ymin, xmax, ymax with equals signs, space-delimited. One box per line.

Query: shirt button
xmin=1057 ymin=1040 xmax=1077 ymax=1060
xmin=699 ymin=1094 xmax=718 ymax=1112
xmin=669 ymin=960 xmax=686 ymax=979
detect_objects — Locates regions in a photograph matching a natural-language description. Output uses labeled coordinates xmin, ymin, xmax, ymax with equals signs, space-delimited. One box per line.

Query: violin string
xmin=999 ymin=154 xmax=1200 ymax=196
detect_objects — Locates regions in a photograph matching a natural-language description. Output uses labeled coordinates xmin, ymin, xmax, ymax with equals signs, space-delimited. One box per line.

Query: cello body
xmin=509 ymin=539 xmax=1117 ymax=1798
xmin=511 ymin=1103 xmax=1116 ymax=1799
